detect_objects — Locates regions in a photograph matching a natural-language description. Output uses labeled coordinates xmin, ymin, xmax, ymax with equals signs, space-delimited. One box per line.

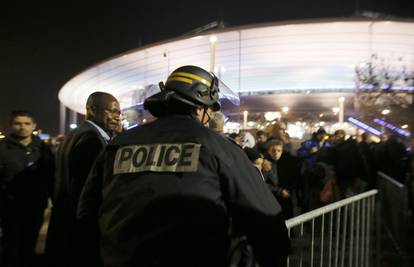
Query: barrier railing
xmin=285 ymin=189 xmax=378 ymax=267
xmin=377 ymin=172 xmax=411 ymax=255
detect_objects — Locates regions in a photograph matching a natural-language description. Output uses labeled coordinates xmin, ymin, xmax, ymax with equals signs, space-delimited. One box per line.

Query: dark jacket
xmin=263 ymin=152 xmax=299 ymax=219
xmin=331 ymin=139 xmax=369 ymax=197
xmin=0 ymin=135 xmax=54 ymax=211
xmin=263 ymin=153 xmax=299 ymax=191
xmin=374 ymin=138 xmax=409 ymax=183
xmin=0 ymin=135 xmax=54 ymax=267
xmin=78 ymin=114 xmax=290 ymax=267
xmin=46 ymin=121 xmax=107 ymax=266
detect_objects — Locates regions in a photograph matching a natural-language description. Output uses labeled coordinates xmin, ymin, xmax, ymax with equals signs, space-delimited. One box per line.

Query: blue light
xmin=372 ymin=118 xmax=411 ymax=137
xmin=126 ymin=124 xmax=138 ymax=130
xmin=347 ymin=117 xmax=383 ymax=136
xmin=358 ymin=85 xmax=414 ymax=91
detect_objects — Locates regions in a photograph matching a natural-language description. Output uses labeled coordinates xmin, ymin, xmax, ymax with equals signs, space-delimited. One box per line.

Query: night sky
xmin=1 ymin=0 xmax=413 ymax=135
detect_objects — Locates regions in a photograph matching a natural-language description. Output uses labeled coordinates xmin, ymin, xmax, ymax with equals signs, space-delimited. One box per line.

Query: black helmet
xmin=164 ymin=65 xmax=220 ymax=111
xmin=144 ymin=65 xmax=240 ymax=117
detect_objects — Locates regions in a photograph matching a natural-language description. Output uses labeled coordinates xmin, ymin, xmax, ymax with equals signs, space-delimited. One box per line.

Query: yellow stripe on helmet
xmin=170 ymin=72 xmax=211 ymax=87
xmin=167 ymin=76 xmax=193 ymax=85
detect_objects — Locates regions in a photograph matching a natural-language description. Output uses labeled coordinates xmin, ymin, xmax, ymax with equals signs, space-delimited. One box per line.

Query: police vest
xmin=113 ymin=143 xmax=201 ymax=174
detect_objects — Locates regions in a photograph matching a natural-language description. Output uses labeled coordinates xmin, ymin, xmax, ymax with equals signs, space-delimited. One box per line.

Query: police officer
xmin=78 ymin=65 xmax=290 ymax=267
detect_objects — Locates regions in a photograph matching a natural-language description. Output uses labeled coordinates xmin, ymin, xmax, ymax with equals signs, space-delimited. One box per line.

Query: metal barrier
xmin=377 ymin=172 xmax=411 ymax=254
xmin=285 ymin=189 xmax=378 ymax=267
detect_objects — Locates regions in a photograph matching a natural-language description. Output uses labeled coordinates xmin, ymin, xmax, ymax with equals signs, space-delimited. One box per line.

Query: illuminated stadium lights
xmin=358 ymin=84 xmax=414 ymax=91
xmin=58 ymin=20 xmax=414 ymax=115
xmin=225 ymin=121 xmax=240 ymax=132
xmin=314 ymin=121 xmax=325 ymax=128
xmin=381 ymin=109 xmax=390 ymax=115
xmin=401 ymin=124 xmax=409 ymax=129
xmin=209 ymin=36 xmax=217 ymax=44
xmin=347 ymin=117 xmax=383 ymax=136
xmin=287 ymin=123 xmax=304 ymax=139
xmin=264 ymin=112 xmax=281 ymax=121
xmin=372 ymin=118 xmax=411 ymax=137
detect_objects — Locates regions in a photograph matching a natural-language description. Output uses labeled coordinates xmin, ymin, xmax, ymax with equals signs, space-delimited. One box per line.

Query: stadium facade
xmin=58 ymin=18 xmax=414 ymax=133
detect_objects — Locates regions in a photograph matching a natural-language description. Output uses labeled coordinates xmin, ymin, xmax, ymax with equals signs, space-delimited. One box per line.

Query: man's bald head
xmin=86 ymin=92 xmax=118 ymax=110
xmin=85 ymin=92 xmax=121 ymax=134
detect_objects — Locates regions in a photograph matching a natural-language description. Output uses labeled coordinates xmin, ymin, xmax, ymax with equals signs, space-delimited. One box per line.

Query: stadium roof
xmin=58 ymin=18 xmax=414 ymax=114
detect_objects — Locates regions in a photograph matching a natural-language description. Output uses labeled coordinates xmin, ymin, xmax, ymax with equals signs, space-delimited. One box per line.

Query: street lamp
xmin=338 ymin=97 xmax=345 ymax=125
xmin=243 ymin=110 xmax=248 ymax=129
xmin=209 ymin=36 xmax=217 ymax=72
xmin=381 ymin=109 xmax=390 ymax=115
xmin=209 ymin=35 xmax=217 ymax=43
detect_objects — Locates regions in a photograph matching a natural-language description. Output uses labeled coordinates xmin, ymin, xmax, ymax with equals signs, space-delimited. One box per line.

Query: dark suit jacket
xmin=46 ymin=121 xmax=107 ymax=266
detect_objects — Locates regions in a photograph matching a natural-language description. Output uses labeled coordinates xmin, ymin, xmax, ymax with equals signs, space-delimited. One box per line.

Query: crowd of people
xmin=0 ymin=64 xmax=412 ymax=267
xmin=210 ymin=113 xmax=412 ymax=218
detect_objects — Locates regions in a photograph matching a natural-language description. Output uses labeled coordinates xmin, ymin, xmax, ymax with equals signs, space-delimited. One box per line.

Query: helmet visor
xmin=217 ymin=78 xmax=240 ymax=106
xmin=145 ymin=83 xmax=162 ymax=98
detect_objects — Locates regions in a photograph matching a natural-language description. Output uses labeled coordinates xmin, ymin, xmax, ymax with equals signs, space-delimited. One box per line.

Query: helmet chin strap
xmin=200 ymin=107 xmax=210 ymax=125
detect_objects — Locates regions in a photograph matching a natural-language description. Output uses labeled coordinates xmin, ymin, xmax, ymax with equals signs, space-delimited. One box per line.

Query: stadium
xmin=58 ymin=18 xmax=414 ymax=136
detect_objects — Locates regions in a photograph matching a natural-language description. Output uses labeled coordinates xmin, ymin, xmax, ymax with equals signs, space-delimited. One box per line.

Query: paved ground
xmin=380 ymin=220 xmax=414 ymax=267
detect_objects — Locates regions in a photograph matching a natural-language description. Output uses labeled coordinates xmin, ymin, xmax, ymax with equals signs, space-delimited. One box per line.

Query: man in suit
xmin=46 ymin=92 xmax=120 ymax=267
